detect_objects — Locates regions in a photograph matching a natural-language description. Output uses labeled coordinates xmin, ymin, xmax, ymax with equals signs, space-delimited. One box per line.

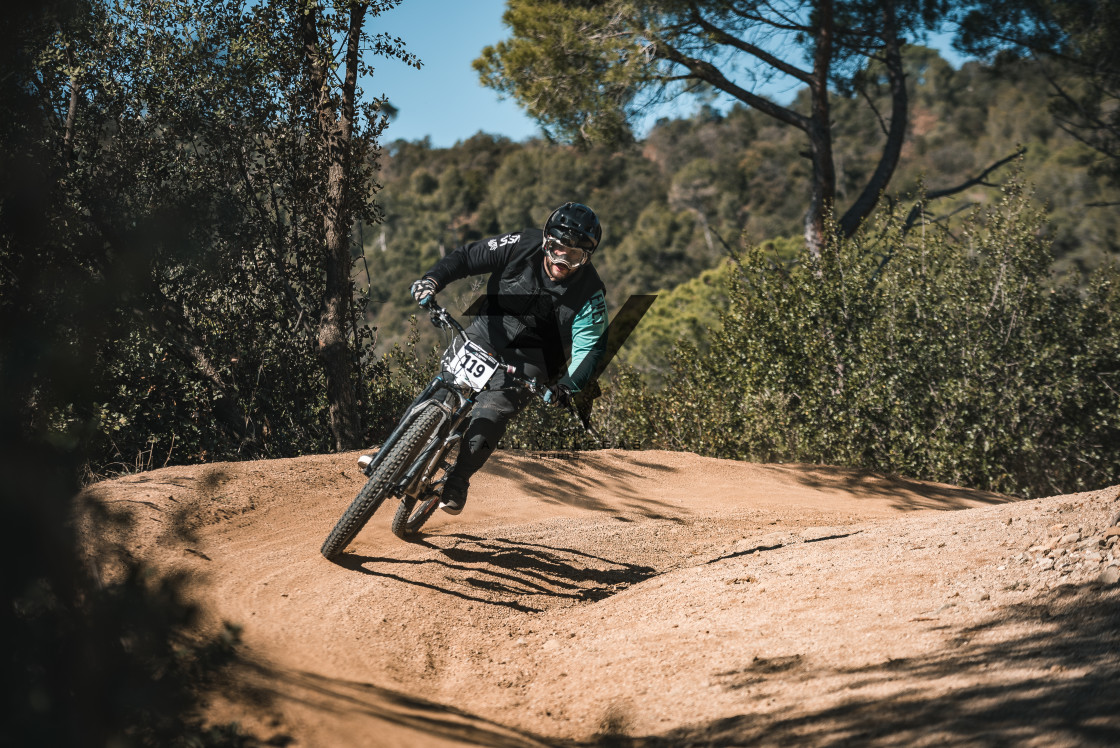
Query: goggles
xmin=544 ymin=236 xmax=590 ymax=269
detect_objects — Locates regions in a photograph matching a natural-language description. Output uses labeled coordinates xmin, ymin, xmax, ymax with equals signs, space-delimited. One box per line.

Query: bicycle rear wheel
xmin=320 ymin=405 xmax=444 ymax=560
xmin=391 ymin=474 xmax=447 ymax=539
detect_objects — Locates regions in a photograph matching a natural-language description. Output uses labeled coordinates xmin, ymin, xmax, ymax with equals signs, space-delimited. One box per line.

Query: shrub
xmin=351 ymin=177 xmax=1120 ymax=500
xmin=638 ymin=177 xmax=1120 ymax=497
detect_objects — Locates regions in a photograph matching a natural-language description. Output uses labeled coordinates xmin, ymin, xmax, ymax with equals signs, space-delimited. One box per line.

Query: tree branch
xmin=687 ymin=5 xmax=813 ymax=85
xmin=63 ymin=37 xmax=79 ymax=168
xmin=652 ymin=37 xmax=810 ymax=132
xmin=839 ymin=3 xmax=909 ymax=238
xmin=903 ymin=148 xmax=1027 ymax=233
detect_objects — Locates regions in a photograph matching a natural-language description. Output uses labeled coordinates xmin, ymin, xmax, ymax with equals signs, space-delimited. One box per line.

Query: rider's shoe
xmin=439 ymin=476 xmax=469 ymax=515
xmin=357 ymin=454 xmax=373 ymax=474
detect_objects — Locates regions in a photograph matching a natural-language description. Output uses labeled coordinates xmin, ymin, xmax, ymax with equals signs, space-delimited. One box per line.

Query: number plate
xmin=447 ymin=340 xmax=500 ymax=390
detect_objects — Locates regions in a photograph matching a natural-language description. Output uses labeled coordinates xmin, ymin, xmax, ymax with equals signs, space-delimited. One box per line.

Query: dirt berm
xmin=82 ymin=449 xmax=1120 ymax=747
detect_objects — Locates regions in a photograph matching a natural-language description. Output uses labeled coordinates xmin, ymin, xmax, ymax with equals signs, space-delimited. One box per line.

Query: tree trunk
xmin=318 ymin=151 xmax=361 ymax=451
xmin=301 ymin=2 xmax=366 ymax=451
xmin=838 ymin=1 xmax=908 ymax=239
xmin=63 ymin=39 xmax=79 ymax=167
xmin=804 ymin=0 xmax=836 ymax=256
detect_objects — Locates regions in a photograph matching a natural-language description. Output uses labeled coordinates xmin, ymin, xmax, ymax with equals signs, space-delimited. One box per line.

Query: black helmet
xmin=544 ymin=202 xmax=602 ymax=253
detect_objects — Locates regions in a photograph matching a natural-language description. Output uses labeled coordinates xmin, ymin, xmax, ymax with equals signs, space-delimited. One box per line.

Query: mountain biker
xmin=361 ymin=202 xmax=609 ymax=516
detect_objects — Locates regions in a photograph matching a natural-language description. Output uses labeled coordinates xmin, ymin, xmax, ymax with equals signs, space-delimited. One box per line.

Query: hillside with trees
xmin=366 ymin=45 xmax=1119 ymax=353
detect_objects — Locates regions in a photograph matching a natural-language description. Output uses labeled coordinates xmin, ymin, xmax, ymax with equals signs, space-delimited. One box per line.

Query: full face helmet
xmin=543 ymin=202 xmax=602 ymax=270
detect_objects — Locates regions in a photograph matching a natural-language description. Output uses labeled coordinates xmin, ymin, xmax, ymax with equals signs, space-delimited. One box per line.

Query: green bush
xmin=269 ymin=175 xmax=1119 ymax=501
xmin=633 ymin=177 xmax=1120 ymax=497
xmin=359 ymin=318 xmax=443 ymax=448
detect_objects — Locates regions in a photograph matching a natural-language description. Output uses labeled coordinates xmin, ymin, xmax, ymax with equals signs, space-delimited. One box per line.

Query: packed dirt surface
xmin=82 ymin=449 xmax=1120 ymax=747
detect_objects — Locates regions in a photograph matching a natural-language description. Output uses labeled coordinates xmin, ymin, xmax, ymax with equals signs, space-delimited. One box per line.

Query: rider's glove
xmin=410 ymin=277 xmax=438 ymax=306
xmin=544 ymin=383 xmax=573 ymax=408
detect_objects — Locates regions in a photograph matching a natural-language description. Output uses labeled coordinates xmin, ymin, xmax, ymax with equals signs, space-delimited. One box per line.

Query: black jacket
xmin=424 ymin=228 xmax=608 ymax=392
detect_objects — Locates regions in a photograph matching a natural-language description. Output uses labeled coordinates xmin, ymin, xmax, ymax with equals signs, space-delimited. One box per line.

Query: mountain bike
xmin=321 ymin=296 xmax=593 ymax=560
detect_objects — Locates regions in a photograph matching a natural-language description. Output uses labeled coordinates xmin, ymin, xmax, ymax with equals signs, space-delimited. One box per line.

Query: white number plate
xmin=447 ymin=340 xmax=500 ymax=390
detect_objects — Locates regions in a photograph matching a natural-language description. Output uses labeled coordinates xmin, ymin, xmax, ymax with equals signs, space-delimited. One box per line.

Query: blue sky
xmin=368 ymin=0 xmax=540 ymax=147
xmin=368 ymin=0 xmax=966 ymax=149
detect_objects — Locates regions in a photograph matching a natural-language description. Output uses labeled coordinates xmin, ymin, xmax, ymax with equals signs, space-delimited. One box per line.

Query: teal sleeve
xmin=561 ymin=290 xmax=608 ymax=392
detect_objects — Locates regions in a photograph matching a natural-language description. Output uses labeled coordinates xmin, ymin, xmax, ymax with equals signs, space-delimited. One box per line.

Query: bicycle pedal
xmin=438 ymin=500 xmax=464 ymax=516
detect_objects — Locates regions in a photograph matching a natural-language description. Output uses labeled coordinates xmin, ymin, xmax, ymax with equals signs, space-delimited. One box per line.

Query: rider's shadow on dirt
xmin=336 ymin=533 xmax=657 ymax=613
xmin=485 ymin=451 xmax=688 ymax=520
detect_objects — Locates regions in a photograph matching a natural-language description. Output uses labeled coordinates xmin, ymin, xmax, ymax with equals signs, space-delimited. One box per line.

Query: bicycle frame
xmin=322 ymin=294 xmax=599 ymax=557
xmin=367 ymin=297 xmax=540 ymax=500
xmin=392 ymin=384 xmax=466 ymax=499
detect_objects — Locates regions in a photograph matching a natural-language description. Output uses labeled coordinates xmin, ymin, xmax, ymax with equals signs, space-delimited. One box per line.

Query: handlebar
xmin=422 ymin=295 xmax=540 ymax=393
xmin=422 ymin=294 xmax=603 ymax=443
xmin=421 ymin=294 xmax=466 ymax=334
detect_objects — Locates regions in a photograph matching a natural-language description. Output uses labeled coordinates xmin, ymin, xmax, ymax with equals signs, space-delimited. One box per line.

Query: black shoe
xmin=439 ymin=477 xmax=469 ymax=515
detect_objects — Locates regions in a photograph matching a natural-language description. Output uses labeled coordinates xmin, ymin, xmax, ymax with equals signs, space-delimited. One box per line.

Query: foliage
xmin=475 ymin=0 xmax=947 ymax=143
xmin=2 ymin=3 xmax=252 ymax=745
xmin=953 ymin=1 xmax=1120 ymax=185
xmin=613 ymin=236 xmax=803 ymax=384
xmin=361 ymin=318 xmax=444 ymax=446
xmin=475 ymin=0 xmax=957 ymax=249
xmin=370 ymin=45 xmax=1119 ymax=375
xmin=10 ymin=0 xmax=1120 ymax=501
xmin=608 ymin=178 xmax=1120 ymax=498
xmin=616 ymin=259 xmax=735 ymax=385
xmin=19 ymin=0 xmax=420 ymax=468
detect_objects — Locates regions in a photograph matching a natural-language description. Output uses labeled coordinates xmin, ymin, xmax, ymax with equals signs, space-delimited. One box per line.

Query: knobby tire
xmin=391 ymin=486 xmax=442 ymax=538
xmin=320 ymin=405 xmax=444 ymax=560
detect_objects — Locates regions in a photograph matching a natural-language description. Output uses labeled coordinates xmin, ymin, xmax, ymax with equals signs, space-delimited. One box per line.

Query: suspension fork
xmin=397 ymin=391 xmax=473 ymax=496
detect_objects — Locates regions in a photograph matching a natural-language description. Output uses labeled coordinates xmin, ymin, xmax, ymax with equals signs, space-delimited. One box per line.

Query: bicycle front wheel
xmin=320 ymin=405 xmax=444 ymax=560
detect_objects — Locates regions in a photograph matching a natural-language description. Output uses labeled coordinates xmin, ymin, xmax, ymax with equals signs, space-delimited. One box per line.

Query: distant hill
xmin=362 ymin=46 xmax=1120 ymax=357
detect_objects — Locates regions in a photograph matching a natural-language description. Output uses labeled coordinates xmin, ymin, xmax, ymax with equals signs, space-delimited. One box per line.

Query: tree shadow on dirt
xmin=762 ymin=463 xmax=1015 ymax=513
xmin=225 ymin=659 xmax=551 ymax=748
xmin=635 ymin=584 xmax=1120 ymax=747
xmin=485 ymin=451 xmax=1013 ymax=518
xmin=224 ymin=584 xmax=1119 ymax=747
xmin=337 ymin=534 xmax=656 ymax=613
xmin=232 ymin=659 xmax=664 ymax=747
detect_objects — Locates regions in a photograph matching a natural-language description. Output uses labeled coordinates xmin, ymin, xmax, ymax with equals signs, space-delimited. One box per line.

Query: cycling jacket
xmin=423 ymin=227 xmax=608 ymax=393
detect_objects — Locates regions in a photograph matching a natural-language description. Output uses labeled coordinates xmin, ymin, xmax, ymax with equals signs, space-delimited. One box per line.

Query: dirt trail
xmin=83 ymin=449 xmax=1120 ymax=747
